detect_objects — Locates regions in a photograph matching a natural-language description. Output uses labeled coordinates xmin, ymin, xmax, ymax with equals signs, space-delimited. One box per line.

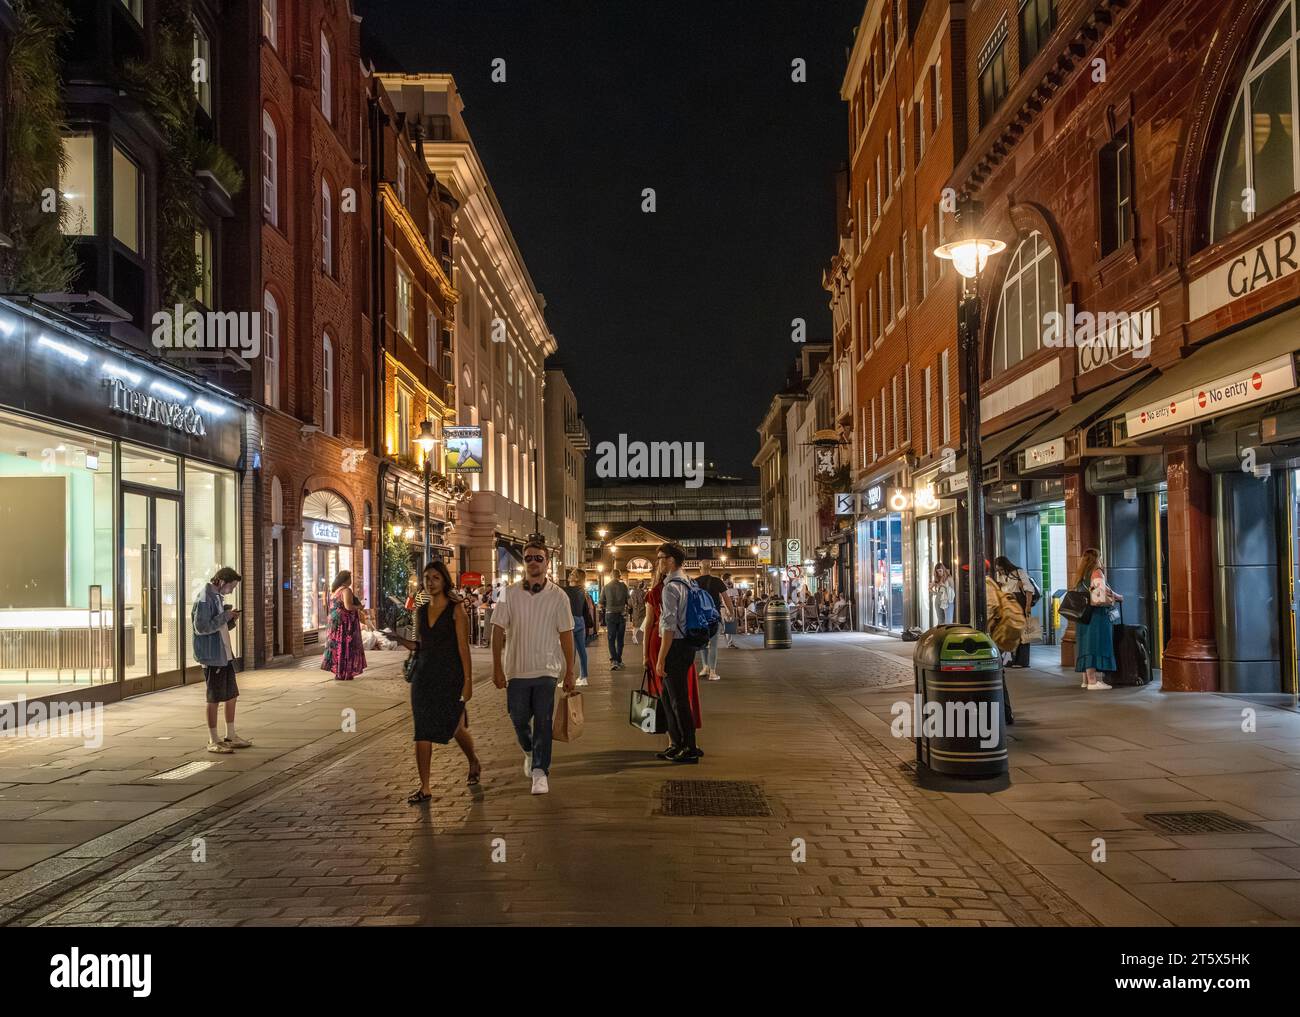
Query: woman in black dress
xmin=396 ymin=560 xmax=480 ymax=804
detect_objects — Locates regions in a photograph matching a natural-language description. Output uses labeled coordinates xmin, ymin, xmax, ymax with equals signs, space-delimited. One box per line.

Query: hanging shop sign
xmin=459 ymin=572 xmax=484 ymax=587
xmin=310 ymin=520 xmax=341 ymax=543
xmin=865 ymin=484 xmax=885 ymax=512
xmin=1125 ymin=354 xmax=1297 ymax=439
xmin=444 ymin=426 xmax=483 ymax=473
xmin=1021 ymin=436 xmax=1066 ymax=472
xmin=834 ymin=492 xmax=857 ymax=515
xmin=888 ymin=487 xmax=910 ymax=512
xmin=815 ymin=445 xmax=839 ymax=478
xmin=1189 ymin=224 xmax=1300 ymax=320
xmin=913 ymin=483 xmax=940 ymax=512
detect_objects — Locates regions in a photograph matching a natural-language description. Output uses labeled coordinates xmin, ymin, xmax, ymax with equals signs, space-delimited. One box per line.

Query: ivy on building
xmin=2 ymin=0 xmax=79 ymax=293
xmin=122 ymin=0 xmax=243 ymax=308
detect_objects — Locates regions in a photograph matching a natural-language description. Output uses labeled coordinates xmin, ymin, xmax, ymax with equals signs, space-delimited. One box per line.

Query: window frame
xmin=320 ymin=177 xmax=333 ymax=276
xmin=322 ymin=333 xmax=335 ymax=437
xmin=263 ymin=290 xmax=280 ymax=409
xmin=261 ymin=111 xmax=279 ymax=227
xmin=320 ymin=31 xmax=333 ymax=123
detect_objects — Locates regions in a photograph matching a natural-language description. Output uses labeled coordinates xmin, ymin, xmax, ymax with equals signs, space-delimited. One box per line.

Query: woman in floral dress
xmin=322 ymin=570 xmax=367 ymax=681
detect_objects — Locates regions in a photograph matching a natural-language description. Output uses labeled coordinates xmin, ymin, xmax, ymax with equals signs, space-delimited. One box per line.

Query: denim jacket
xmin=192 ymin=584 xmax=233 ymax=666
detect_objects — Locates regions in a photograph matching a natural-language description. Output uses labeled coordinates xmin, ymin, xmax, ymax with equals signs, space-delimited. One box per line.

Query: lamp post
xmin=416 ymin=419 xmax=437 ymax=567
xmin=934 ymin=203 xmax=1005 ymax=630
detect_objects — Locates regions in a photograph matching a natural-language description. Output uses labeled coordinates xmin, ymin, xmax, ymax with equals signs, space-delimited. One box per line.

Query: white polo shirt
xmin=491 ymin=580 xmax=574 ymax=681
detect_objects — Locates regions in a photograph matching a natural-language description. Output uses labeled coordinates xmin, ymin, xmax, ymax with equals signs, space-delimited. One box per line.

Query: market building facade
xmin=947 ymin=0 xmax=1300 ymax=692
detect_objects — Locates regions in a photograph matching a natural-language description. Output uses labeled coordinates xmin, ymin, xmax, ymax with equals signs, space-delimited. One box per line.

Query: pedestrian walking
xmin=562 ymin=568 xmax=591 ymax=686
xmin=322 ymin=570 xmax=367 ymax=681
xmin=492 ymin=540 xmax=576 ymax=795
xmin=643 ymin=553 xmax=701 ymax=759
xmin=1074 ymin=547 xmax=1122 ymax=691
xmin=983 ymin=567 xmax=1024 ymax=726
xmin=629 ymin=580 xmax=647 ymax=645
xmin=720 ymin=574 xmax=741 ymax=647
xmin=930 ymin=563 xmax=955 ymax=625
xmin=694 ymin=559 xmax=727 ymax=681
xmin=191 ymin=567 xmax=250 ymax=754
xmin=602 ymin=569 xmax=630 ymax=670
xmin=655 ymin=543 xmax=705 ymax=762
xmin=395 ymin=561 xmax=480 ymax=803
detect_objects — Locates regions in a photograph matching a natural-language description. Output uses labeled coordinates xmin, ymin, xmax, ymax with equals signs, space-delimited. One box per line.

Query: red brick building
xmin=832 ymin=0 xmax=968 ymax=634
xmin=253 ymin=0 xmax=377 ymax=660
xmin=948 ymin=0 xmax=1300 ymax=692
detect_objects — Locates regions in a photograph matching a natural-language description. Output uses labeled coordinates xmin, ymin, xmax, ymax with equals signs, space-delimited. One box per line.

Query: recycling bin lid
xmin=913 ymin=624 xmax=999 ymax=668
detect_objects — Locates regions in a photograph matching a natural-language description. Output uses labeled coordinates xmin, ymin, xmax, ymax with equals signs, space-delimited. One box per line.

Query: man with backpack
xmin=654 ymin=542 xmax=717 ymax=764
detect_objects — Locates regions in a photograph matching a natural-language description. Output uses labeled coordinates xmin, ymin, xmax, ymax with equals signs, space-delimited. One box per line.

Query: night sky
xmin=357 ymin=0 xmax=861 ymax=477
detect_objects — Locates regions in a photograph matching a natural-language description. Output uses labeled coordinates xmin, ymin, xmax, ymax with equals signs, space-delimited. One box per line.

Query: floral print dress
xmin=322 ymin=589 xmax=367 ymax=681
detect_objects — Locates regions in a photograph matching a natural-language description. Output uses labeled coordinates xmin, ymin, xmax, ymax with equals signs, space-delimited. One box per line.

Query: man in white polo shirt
xmin=492 ymin=539 xmax=575 ymax=795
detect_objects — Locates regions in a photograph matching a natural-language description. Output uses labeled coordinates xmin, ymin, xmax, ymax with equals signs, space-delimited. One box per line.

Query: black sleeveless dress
xmin=410 ymin=599 xmax=467 ymax=744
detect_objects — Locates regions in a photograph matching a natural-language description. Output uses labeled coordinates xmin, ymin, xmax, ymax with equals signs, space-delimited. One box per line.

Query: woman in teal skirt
xmin=1073 ymin=547 xmax=1122 ymax=691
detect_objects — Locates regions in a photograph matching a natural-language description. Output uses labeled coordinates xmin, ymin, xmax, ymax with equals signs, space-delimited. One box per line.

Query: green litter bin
xmin=912 ymin=625 xmax=1009 ymax=792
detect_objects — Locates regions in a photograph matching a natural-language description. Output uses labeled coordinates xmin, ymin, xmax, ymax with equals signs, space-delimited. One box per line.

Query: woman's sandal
xmin=407 ymin=788 xmax=432 ymax=805
xmin=467 ymin=762 xmax=481 ymax=786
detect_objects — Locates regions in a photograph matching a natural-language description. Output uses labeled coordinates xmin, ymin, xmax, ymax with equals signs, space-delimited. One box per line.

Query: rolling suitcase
xmin=1110 ymin=604 xmax=1153 ymax=686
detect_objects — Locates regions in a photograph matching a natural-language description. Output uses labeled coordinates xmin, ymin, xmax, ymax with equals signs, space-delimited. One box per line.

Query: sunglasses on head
xmin=523 ymin=554 xmax=546 ymax=563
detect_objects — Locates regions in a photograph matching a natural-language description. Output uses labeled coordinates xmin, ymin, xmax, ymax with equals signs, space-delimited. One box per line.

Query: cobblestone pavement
xmin=23 ymin=634 xmax=1093 ymax=927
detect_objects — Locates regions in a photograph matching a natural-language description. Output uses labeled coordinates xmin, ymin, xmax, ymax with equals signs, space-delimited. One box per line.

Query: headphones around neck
xmin=525 ymin=579 xmax=547 ymax=594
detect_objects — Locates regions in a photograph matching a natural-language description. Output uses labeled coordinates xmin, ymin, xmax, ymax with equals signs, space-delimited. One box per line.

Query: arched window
xmin=320 ymin=31 xmax=333 ymax=122
xmin=261 ymin=0 xmax=277 ymax=48
xmin=261 ymin=111 xmax=278 ymax=226
xmin=991 ymin=230 xmax=1060 ymax=376
xmin=321 ymin=177 xmax=333 ymax=275
xmin=271 ymin=475 xmax=284 ymax=526
xmin=262 ymin=290 xmax=280 ymax=408
xmin=322 ymin=333 xmax=335 ymax=436
xmin=1210 ymin=1 xmax=1298 ymax=241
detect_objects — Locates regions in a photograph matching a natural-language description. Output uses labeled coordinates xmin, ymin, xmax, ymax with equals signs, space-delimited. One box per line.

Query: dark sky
xmin=357 ymin=0 xmax=860 ymax=477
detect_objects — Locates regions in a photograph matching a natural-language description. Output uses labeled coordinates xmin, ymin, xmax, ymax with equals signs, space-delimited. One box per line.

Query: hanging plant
xmin=2 ymin=0 xmax=79 ymax=293
xmin=193 ymin=137 xmax=245 ymax=199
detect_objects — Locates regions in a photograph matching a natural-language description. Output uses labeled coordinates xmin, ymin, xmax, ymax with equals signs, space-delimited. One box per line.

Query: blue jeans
xmin=696 ymin=629 xmax=720 ymax=673
xmin=606 ymin=612 xmax=626 ymax=663
xmin=506 ymin=677 xmax=557 ymax=774
xmin=572 ymin=616 xmax=589 ymax=677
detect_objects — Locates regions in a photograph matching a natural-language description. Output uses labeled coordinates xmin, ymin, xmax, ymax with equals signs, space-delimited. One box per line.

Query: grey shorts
xmin=203 ymin=662 xmax=239 ymax=703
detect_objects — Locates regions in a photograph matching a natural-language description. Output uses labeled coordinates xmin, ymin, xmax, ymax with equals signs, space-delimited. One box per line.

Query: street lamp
xmin=934 ymin=202 xmax=1005 ymax=630
xmin=415 ymin=420 xmax=437 ymax=567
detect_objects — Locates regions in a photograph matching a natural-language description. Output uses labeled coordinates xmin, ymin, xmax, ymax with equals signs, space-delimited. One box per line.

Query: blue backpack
xmin=668 ymin=578 xmax=721 ymax=648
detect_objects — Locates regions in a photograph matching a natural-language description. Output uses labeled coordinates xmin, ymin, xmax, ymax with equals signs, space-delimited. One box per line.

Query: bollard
xmin=763 ymin=600 xmax=792 ymax=649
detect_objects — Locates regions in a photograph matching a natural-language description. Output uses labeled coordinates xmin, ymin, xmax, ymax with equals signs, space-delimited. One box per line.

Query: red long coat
xmin=644 ymin=582 xmax=702 ymax=728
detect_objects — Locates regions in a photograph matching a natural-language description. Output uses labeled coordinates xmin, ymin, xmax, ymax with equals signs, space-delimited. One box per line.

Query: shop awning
xmin=1011 ymin=372 xmax=1152 ymax=471
xmin=1109 ymin=305 xmax=1300 ymax=442
xmin=945 ymin=411 xmax=1054 ymax=480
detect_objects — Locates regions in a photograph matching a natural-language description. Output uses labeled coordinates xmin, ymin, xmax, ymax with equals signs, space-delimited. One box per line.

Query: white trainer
xmin=576 ymin=677 xmax=589 ymax=687
xmin=206 ymin=740 xmax=234 ymax=754
xmin=523 ymin=751 xmax=532 ymax=777
xmin=708 ymin=672 xmax=721 ymax=681
xmin=1087 ymin=680 xmax=1112 ymax=690
xmin=223 ymin=734 xmax=252 ymax=749
xmin=531 ymin=769 xmax=549 ymax=795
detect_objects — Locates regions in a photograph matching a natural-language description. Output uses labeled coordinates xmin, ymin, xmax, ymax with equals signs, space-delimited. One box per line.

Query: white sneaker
xmin=531 ymin=769 xmax=549 ymax=794
xmin=1087 ymin=680 xmax=1112 ymax=690
xmin=576 ymin=677 xmax=589 ymax=687
xmin=223 ymin=734 xmax=252 ymax=749
xmin=206 ymin=740 xmax=234 ymax=754
xmin=1080 ymin=679 xmax=1088 ymax=688
xmin=523 ymin=751 xmax=532 ymax=777
xmin=708 ymin=672 xmax=721 ymax=681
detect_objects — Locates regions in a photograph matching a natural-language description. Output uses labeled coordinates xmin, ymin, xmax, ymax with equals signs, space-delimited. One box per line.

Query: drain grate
xmin=147 ymin=760 xmax=216 ymax=781
xmin=1142 ymin=811 xmax=1263 ymax=835
xmin=659 ymin=780 xmax=772 ymax=817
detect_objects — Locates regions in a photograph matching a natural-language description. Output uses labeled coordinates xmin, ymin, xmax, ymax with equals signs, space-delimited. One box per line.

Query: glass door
xmin=122 ymin=490 xmax=183 ymax=696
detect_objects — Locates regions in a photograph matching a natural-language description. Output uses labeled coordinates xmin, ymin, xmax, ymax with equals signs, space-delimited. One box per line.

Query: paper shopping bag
xmin=553 ymin=689 xmax=585 ymax=742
